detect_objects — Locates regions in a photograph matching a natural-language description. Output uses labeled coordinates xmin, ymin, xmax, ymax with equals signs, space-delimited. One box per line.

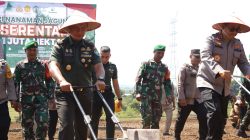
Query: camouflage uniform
xmin=0 ymin=59 xmax=17 ymax=140
xmin=135 ymin=59 xmax=168 ymax=129
xmin=14 ymin=58 xmax=54 ymax=140
xmin=238 ymin=78 xmax=250 ymax=132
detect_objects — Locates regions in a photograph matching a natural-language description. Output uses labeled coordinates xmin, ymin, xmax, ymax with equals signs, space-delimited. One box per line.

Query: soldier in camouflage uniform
xmin=236 ymin=54 xmax=250 ymax=138
xmin=14 ymin=40 xmax=54 ymax=140
xmin=135 ymin=44 xmax=169 ymax=129
xmin=0 ymin=59 xmax=18 ymax=140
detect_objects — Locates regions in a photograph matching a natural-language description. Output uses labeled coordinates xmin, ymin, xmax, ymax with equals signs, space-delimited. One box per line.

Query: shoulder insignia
xmin=56 ymin=39 xmax=64 ymax=45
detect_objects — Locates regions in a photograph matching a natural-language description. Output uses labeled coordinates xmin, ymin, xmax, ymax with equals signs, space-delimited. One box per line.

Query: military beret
xmin=24 ymin=40 xmax=38 ymax=50
xmin=154 ymin=44 xmax=166 ymax=51
xmin=191 ymin=49 xmax=200 ymax=56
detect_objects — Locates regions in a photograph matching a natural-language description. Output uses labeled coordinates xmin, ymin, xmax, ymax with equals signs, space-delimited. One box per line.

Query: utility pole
xmin=169 ymin=14 xmax=178 ymax=81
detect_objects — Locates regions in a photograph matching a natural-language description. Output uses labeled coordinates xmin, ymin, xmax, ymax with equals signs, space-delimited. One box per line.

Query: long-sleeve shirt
xmin=0 ymin=59 xmax=17 ymax=104
xmin=197 ymin=32 xmax=250 ymax=96
xmin=177 ymin=63 xmax=202 ymax=104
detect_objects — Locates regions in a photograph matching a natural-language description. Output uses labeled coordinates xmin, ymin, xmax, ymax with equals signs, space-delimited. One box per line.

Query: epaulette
xmin=57 ymin=38 xmax=64 ymax=45
xmin=54 ymin=38 xmax=66 ymax=49
xmin=0 ymin=59 xmax=6 ymax=65
xmin=83 ymin=39 xmax=95 ymax=50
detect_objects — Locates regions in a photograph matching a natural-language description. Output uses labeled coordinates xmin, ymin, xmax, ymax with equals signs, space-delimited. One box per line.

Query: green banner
xmin=0 ymin=1 xmax=97 ymax=67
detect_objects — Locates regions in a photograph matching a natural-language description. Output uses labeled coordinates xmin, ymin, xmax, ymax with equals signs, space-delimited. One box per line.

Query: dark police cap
xmin=191 ymin=49 xmax=200 ymax=56
xmin=154 ymin=44 xmax=166 ymax=51
xmin=24 ymin=40 xmax=38 ymax=50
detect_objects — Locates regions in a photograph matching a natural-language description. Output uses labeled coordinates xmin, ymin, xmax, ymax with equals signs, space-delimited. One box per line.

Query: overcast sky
xmin=6 ymin=0 xmax=250 ymax=87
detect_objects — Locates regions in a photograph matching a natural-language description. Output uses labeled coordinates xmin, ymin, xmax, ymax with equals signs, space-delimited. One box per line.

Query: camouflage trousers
xmin=239 ymin=102 xmax=250 ymax=131
xmin=21 ymin=95 xmax=49 ymax=140
xmin=140 ymin=96 xmax=162 ymax=129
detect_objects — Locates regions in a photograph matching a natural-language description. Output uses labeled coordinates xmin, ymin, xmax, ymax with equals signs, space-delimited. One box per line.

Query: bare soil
xmin=8 ymin=116 xmax=250 ymax=140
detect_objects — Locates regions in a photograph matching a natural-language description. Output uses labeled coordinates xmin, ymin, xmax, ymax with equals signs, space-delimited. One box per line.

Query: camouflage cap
xmin=154 ymin=44 xmax=166 ymax=52
xmin=24 ymin=40 xmax=38 ymax=50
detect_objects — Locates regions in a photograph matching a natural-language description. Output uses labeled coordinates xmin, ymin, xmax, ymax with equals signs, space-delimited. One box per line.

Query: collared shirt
xmin=14 ymin=58 xmax=53 ymax=99
xmin=0 ymin=59 xmax=17 ymax=103
xmin=135 ymin=59 xmax=168 ymax=100
xmin=50 ymin=36 xmax=101 ymax=87
xmin=177 ymin=63 xmax=202 ymax=104
xmin=93 ymin=62 xmax=118 ymax=98
xmin=197 ymin=32 xmax=250 ymax=96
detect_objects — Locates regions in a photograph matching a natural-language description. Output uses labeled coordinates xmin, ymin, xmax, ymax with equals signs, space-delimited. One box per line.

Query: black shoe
xmin=174 ymin=134 xmax=180 ymax=140
xmin=163 ymin=132 xmax=170 ymax=136
xmin=236 ymin=130 xmax=248 ymax=138
xmin=232 ymin=123 xmax=237 ymax=128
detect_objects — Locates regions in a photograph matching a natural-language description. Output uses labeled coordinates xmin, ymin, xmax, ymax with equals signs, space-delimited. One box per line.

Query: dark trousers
xmin=91 ymin=92 xmax=115 ymax=140
xmin=199 ymin=88 xmax=229 ymax=140
xmin=174 ymin=100 xmax=207 ymax=140
xmin=0 ymin=102 xmax=11 ymax=140
xmin=48 ymin=110 xmax=58 ymax=140
xmin=56 ymin=92 xmax=92 ymax=140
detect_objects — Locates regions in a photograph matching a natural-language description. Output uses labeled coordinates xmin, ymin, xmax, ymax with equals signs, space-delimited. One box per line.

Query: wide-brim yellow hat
xmin=212 ymin=15 xmax=250 ymax=33
xmin=59 ymin=12 xmax=101 ymax=34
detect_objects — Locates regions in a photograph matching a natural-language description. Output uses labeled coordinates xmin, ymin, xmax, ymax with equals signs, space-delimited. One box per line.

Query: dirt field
xmin=8 ymin=114 xmax=250 ymax=140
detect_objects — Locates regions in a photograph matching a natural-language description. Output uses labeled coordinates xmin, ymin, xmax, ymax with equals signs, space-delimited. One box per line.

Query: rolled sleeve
xmin=112 ymin=64 xmax=118 ymax=79
xmin=91 ymin=47 xmax=101 ymax=65
xmin=50 ymin=43 xmax=63 ymax=63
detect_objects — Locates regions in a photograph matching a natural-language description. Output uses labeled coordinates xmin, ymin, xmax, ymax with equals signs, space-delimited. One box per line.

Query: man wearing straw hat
xmin=236 ymin=54 xmax=250 ymax=138
xmin=49 ymin=11 xmax=106 ymax=140
xmin=197 ymin=15 xmax=250 ymax=140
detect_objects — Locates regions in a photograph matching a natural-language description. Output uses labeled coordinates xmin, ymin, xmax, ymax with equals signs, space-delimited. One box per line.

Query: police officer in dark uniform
xmin=91 ymin=46 xmax=122 ymax=140
xmin=174 ymin=49 xmax=207 ymax=140
xmin=49 ymin=12 xmax=106 ymax=140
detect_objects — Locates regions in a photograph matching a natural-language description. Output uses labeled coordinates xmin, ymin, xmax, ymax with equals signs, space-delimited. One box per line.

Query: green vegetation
xmin=116 ymin=95 xmax=141 ymax=118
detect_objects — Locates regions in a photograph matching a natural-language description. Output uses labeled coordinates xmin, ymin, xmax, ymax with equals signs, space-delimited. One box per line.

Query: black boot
xmin=174 ymin=134 xmax=181 ymax=140
xmin=236 ymin=129 xmax=248 ymax=138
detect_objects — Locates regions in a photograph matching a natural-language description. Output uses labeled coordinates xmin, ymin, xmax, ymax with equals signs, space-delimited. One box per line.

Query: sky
xmin=5 ymin=0 xmax=250 ymax=87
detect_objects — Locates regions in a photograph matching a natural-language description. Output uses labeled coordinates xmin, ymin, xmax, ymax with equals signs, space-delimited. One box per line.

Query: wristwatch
xmin=97 ymin=76 xmax=105 ymax=81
